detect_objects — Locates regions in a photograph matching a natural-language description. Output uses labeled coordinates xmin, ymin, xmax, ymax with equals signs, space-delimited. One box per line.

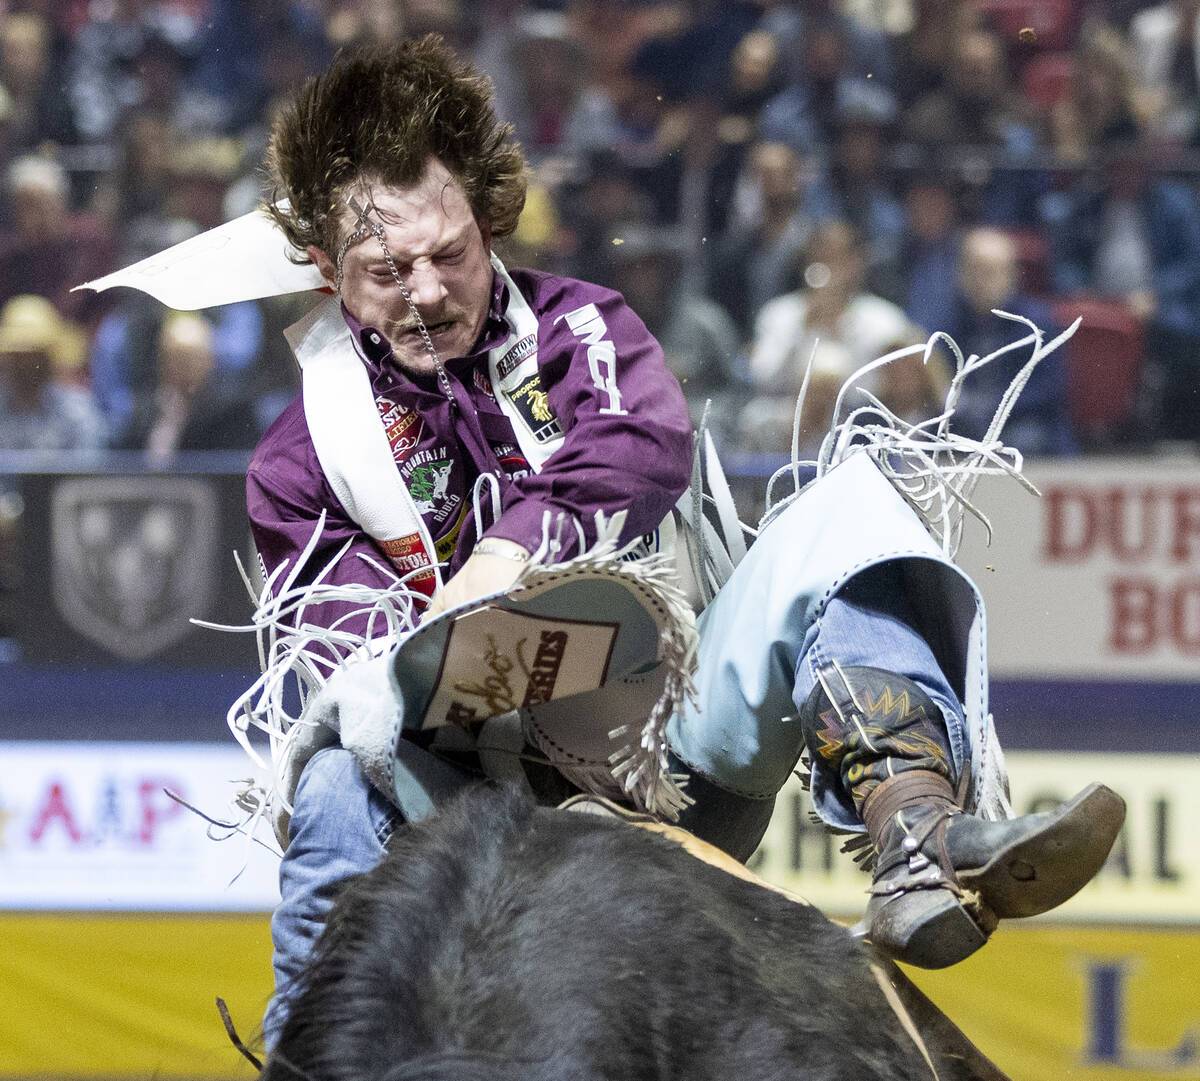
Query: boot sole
xmin=957 ymin=783 xmax=1126 ymax=919
xmin=868 ymin=888 xmax=990 ymax=969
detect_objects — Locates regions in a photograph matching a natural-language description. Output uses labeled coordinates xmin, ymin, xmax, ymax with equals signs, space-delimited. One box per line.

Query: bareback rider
xmin=243 ymin=36 xmax=1121 ymax=1044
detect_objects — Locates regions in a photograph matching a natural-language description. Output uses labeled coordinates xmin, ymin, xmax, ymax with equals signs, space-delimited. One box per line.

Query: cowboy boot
xmin=798 ymin=663 xmax=1125 ymax=968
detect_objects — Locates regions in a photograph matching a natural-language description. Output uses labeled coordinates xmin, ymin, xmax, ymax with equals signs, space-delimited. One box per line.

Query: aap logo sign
xmin=51 ymin=476 xmax=218 ymax=661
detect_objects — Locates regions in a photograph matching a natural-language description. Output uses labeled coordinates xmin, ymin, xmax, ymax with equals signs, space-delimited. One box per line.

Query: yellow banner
xmin=0 ymin=914 xmax=272 ymax=1078
xmin=751 ymin=752 xmax=1200 ymax=922
xmin=2 ymin=918 xmax=1197 ymax=1080
xmin=912 ymin=925 xmax=1200 ymax=1081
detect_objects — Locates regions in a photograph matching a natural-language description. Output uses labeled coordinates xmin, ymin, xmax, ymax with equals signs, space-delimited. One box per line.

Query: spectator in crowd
xmin=493 ymin=11 xmax=615 ymax=169
xmin=737 ymin=337 xmax=851 ymax=456
xmin=901 ymin=27 xmax=1044 ymax=225
xmin=559 ymin=150 xmax=657 ymax=284
xmin=189 ymin=0 xmax=330 ymax=137
xmin=1130 ymin=0 xmax=1200 ymax=145
xmin=605 ymin=54 xmax=688 ymax=225
xmin=938 ymin=227 xmax=1076 ymax=456
xmin=812 ymin=91 xmax=905 ymax=280
xmin=0 ymin=294 xmax=106 ymax=451
xmin=603 ymin=223 xmax=744 ymax=443
xmin=709 ymin=140 xmax=818 ymax=337
xmin=1050 ymin=21 xmax=1143 ymax=165
xmin=109 ymin=310 xmax=261 ymax=458
xmin=890 ymin=0 xmax=981 ymax=108
xmin=760 ymin=13 xmax=897 ymax=162
xmin=744 ymin=220 xmax=921 ymax=448
xmin=0 ymin=155 xmax=114 ymax=324
xmin=624 ymin=0 xmax=759 ymax=106
xmin=681 ymin=29 xmax=786 ymax=240
xmin=92 ymin=296 xmax=265 ymax=451
xmin=0 ymin=11 xmax=77 ymax=152
xmin=94 ymin=109 xmax=175 ymax=233
xmin=1047 ymin=138 xmax=1200 ymax=442
xmin=876 ymin=346 xmax=951 ymax=428
xmin=758 ymin=0 xmax=896 ymax=95
xmin=322 ymin=0 xmax=406 ymax=51
xmin=897 ymin=169 xmax=966 ymax=330
xmin=67 ymin=0 xmax=204 ymax=142
xmin=565 ymin=0 xmax=686 ymax=104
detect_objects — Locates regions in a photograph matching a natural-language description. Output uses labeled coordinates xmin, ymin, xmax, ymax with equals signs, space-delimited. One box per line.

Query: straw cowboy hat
xmin=0 ymin=294 xmax=86 ymax=371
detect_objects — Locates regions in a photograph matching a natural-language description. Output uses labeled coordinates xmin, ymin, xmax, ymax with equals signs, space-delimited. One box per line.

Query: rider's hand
xmin=420 ymin=538 xmax=530 ymax=622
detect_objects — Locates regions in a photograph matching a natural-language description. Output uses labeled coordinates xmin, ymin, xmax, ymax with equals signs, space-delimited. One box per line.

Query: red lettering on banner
xmin=1046 ymin=485 xmax=1200 ymax=566
xmin=1108 ymin=577 xmax=1200 ymax=654
xmin=29 ymin=781 xmax=83 ymax=843
xmin=1171 ymin=581 xmax=1200 ymax=651
xmin=1107 ymin=488 xmax=1157 ymax=562
xmin=1172 ymin=490 xmax=1200 ymax=563
xmin=1044 ymin=487 xmax=1098 ymax=562
xmin=137 ymin=780 xmax=183 ymax=844
xmin=1109 ymin=577 xmax=1157 ymax=652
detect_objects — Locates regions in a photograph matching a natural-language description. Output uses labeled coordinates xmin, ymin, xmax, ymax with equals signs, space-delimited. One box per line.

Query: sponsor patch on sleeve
xmin=505 ymin=373 xmax=563 ymax=444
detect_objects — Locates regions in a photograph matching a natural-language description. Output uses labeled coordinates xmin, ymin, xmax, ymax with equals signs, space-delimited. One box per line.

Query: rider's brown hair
xmin=265 ymin=35 xmax=527 ymax=259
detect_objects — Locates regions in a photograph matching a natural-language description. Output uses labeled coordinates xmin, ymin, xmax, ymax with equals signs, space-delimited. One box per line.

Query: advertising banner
xmin=16 ymin=468 xmax=259 ymax=667
xmin=956 ymin=459 xmax=1200 ymax=679
xmin=0 ymin=741 xmax=279 ymax=910
xmin=753 ymin=751 xmax=1200 ymax=924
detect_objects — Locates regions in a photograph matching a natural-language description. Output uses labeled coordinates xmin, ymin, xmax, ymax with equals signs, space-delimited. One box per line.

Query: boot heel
xmin=868 ymin=889 xmax=989 ymax=969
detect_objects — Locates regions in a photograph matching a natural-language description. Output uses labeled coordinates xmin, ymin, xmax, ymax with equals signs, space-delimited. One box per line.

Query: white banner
xmin=752 ymin=751 xmax=1200 ymax=924
xmin=956 ymin=458 xmax=1200 ymax=679
xmin=0 ymin=742 xmax=280 ymax=910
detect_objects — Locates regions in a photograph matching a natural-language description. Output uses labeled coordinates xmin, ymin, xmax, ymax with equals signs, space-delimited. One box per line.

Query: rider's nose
xmin=404 ymin=261 xmax=448 ymax=310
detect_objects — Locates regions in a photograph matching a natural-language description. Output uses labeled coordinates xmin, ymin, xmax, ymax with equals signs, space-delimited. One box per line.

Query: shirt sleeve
xmin=483 ymin=278 xmax=693 ymax=558
xmin=246 ymin=431 xmax=401 ymax=639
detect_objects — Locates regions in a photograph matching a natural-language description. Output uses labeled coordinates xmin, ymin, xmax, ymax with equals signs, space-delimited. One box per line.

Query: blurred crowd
xmin=1 ymin=0 xmax=1199 ymax=464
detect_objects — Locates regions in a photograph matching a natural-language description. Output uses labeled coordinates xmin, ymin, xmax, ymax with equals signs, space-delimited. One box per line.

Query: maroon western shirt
xmin=246 ymin=265 xmax=692 ymax=631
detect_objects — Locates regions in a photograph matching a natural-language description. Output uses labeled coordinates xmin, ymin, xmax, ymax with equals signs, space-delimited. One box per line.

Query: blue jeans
xmin=262 ymin=746 xmax=402 ymax=1046
xmin=671 ymin=560 xmax=965 ymax=859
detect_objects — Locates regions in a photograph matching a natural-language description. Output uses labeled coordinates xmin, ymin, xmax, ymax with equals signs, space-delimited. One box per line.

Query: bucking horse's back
xmin=262 ymin=784 xmax=1007 ymax=1081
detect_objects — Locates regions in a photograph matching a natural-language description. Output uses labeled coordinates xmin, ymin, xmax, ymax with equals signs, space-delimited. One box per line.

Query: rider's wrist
xmin=473 ymin=538 xmax=530 ymax=563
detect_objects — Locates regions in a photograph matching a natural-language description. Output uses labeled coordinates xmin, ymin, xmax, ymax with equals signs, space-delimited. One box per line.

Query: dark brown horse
xmin=260 ymin=784 xmax=1007 ymax=1081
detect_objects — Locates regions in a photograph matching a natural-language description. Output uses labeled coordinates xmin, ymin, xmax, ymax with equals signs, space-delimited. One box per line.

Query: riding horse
xmin=260 ymin=784 xmax=1008 ymax=1081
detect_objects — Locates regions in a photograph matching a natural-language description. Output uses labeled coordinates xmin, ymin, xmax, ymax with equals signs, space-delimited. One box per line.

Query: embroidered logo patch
xmin=496 ymin=332 xmax=537 ymax=380
xmin=506 ymin=373 xmax=562 ymax=443
xmin=375 ymin=397 xmax=423 ymax=462
xmin=408 ymin=459 xmax=460 ymax=525
xmin=380 ymin=532 xmax=436 ymax=595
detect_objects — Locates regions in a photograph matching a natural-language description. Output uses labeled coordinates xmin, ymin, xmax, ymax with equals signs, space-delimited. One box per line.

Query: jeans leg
xmin=262 ymin=746 xmax=401 ymax=1048
xmin=793 ymin=562 xmax=968 ymax=831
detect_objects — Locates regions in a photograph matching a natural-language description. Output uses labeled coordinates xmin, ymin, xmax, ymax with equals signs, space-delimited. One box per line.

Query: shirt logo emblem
xmin=506 ymin=373 xmax=563 ymax=443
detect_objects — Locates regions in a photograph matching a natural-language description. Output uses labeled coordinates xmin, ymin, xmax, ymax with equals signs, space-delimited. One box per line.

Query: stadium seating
xmin=1052 ymin=294 xmax=1143 ymax=440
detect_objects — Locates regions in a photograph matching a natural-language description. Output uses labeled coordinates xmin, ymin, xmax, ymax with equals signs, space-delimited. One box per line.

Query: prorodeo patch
xmin=505 ymin=373 xmax=562 ymax=444
xmin=420 ymin=607 xmax=618 ymax=727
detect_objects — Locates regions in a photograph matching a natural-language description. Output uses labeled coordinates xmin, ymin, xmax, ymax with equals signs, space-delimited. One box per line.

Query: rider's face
xmin=309 ymin=158 xmax=494 ymax=378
